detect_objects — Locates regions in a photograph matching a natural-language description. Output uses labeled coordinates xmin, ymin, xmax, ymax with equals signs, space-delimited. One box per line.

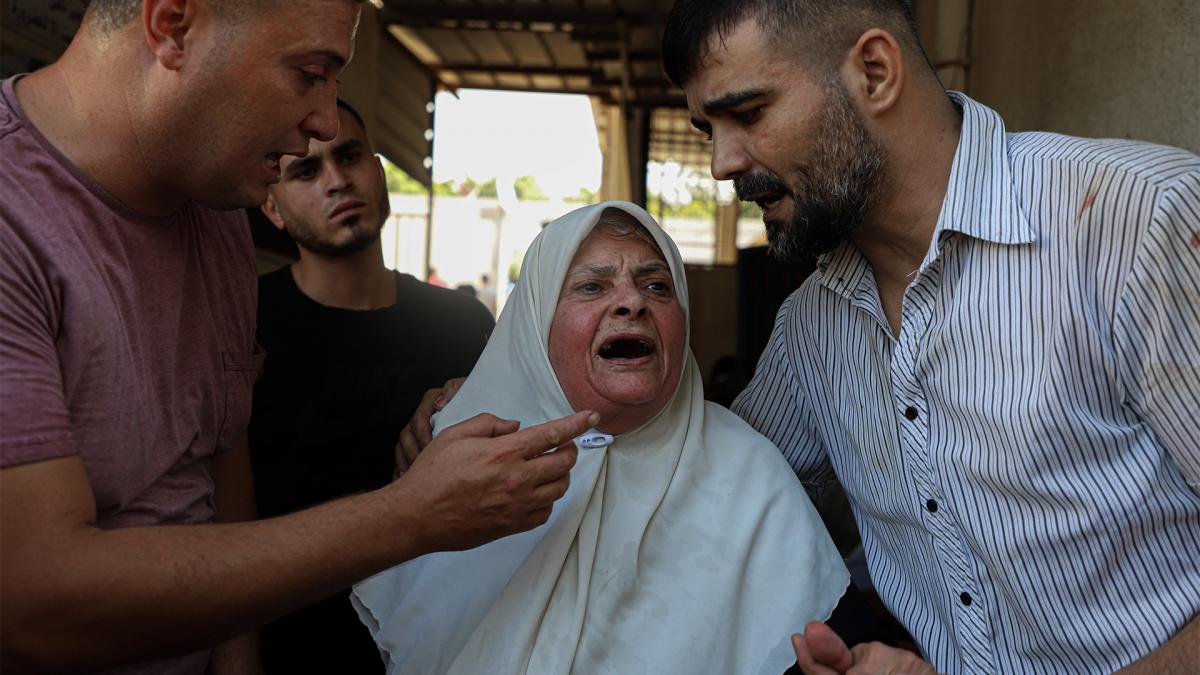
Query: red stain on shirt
xmin=1191 ymin=229 xmax=1200 ymax=250
xmin=1077 ymin=189 xmax=1099 ymax=222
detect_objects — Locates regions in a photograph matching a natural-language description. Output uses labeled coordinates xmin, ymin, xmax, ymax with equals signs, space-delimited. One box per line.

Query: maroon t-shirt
xmin=0 ymin=76 xmax=260 ymax=674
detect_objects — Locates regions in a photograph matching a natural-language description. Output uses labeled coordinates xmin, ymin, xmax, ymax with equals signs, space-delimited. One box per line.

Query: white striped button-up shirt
xmin=733 ymin=92 xmax=1200 ymax=674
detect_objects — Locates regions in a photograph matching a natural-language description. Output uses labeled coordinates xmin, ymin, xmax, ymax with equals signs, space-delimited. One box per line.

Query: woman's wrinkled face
xmin=548 ymin=226 xmax=687 ymax=435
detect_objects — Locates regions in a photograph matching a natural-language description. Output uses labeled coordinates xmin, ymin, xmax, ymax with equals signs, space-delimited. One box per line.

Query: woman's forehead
xmin=568 ymin=228 xmax=668 ymax=269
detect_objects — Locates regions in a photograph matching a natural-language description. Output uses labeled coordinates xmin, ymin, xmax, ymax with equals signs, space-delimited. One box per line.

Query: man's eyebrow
xmin=701 ymin=88 xmax=770 ymax=116
xmin=291 ymin=50 xmax=348 ymax=71
xmin=284 ymin=155 xmax=319 ymax=177
xmin=333 ymin=138 xmax=364 ymax=155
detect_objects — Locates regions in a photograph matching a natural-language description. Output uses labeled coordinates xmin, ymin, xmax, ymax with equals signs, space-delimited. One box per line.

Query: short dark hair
xmin=85 ymin=0 xmax=257 ymax=33
xmin=661 ymin=0 xmax=926 ymax=87
xmin=85 ymin=0 xmax=364 ymax=34
xmin=336 ymin=98 xmax=369 ymax=135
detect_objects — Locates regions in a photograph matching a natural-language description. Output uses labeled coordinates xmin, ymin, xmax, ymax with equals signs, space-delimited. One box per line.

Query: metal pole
xmin=424 ymin=83 xmax=436 ymax=280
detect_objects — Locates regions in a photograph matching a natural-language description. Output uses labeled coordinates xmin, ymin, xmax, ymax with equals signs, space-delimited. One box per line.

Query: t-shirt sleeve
xmin=1113 ymin=169 xmax=1200 ymax=490
xmin=731 ymin=294 xmax=834 ymax=497
xmin=0 ymin=215 xmax=76 ymax=467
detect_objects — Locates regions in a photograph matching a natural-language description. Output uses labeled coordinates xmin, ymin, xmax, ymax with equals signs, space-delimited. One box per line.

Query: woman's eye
xmin=646 ymin=281 xmax=671 ymax=294
xmin=577 ymin=282 xmax=602 ymax=293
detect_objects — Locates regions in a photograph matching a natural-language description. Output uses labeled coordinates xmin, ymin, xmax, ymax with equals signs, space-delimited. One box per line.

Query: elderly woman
xmin=351 ymin=201 xmax=848 ymax=674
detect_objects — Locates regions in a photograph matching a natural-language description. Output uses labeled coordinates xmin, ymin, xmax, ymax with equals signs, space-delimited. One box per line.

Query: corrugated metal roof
xmin=650 ymin=107 xmax=711 ymax=173
xmin=380 ymin=0 xmax=685 ymax=109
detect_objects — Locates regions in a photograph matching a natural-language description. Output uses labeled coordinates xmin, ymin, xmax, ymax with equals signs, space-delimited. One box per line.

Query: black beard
xmin=288 ymin=189 xmax=391 ymax=258
xmin=736 ymin=83 xmax=887 ymax=262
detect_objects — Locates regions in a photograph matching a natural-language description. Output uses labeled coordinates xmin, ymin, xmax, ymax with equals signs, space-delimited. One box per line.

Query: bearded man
xmin=662 ymin=1 xmax=1200 ymax=673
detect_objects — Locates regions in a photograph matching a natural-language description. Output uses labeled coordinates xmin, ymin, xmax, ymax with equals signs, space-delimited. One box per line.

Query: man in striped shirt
xmin=664 ymin=1 xmax=1199 ymax=673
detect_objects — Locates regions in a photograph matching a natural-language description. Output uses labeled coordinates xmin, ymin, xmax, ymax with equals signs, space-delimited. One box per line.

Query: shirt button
xmin=960 ymin=592 xmax=973 ymax=606
xmin=926 ymin=499 xmax=939 ymax=513
xmin=904 ymin=406 xmax=919 ymax=421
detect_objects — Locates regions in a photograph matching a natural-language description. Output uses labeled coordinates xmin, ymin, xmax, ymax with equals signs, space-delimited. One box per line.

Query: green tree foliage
xmin=382 ymin=158 xmax=428 ymax=195
xmin=738 ymin=199 xmax=762 ymax=219
xmin=513 ymin=175 xmax=548 ymax=201
xmin=380 ymin=156 xmax=597 ymax=205
xmin=565 ymin=187 xmax=597 ymax=204
xmin=646 ymin=191 xmax=718 ymax=219
xmin=460 ymin=177 xmax=499 ymax=198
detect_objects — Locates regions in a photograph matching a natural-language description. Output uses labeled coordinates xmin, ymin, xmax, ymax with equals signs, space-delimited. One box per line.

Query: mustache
xmin=733 ymin=171 xmax=790 ymax=202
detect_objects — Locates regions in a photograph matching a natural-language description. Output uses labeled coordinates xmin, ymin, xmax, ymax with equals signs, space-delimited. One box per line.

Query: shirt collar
xmin=936 ymin=91 xmax=1037 ymax=247
xmin=817 ymin=91 xmax=1036 ymax=292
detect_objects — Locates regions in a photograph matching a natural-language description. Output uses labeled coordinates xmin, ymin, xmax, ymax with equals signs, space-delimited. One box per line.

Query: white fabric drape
xmin=351 ymin=201 xmax=849 ymax=675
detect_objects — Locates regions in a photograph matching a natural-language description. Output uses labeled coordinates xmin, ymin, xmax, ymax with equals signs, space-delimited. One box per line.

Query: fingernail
xmin=587 ymin=412 xmax=600 ymax=426
xmin=435 ymin=396 xmax=447 ymax=407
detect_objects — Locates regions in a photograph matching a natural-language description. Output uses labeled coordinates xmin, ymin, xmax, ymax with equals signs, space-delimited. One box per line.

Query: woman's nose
xmin=613 ymin=285 xmax=648 ymax=318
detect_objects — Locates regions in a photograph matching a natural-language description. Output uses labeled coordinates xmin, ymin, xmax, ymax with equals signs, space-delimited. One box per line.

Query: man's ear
xmin=842 ymin=27 xmax=905 ymax=119
xmin=374 ymin=155 xmax=387 ymax=186
xmin=261 ymin=194 xmax=288 ymax=232
xmin=143 ymin=0 xmax=201 ymax=71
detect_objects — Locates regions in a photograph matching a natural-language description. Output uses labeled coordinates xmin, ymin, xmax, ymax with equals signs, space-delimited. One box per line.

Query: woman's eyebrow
xmin=568 ymin=263 xmax=617 ymax=278
xmin=634 ymin=261 xmax=670 ymax=275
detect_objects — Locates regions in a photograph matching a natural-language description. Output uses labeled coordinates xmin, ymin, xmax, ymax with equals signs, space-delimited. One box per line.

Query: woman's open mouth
xmin=598 ymin=335 xmax=657 ymax=365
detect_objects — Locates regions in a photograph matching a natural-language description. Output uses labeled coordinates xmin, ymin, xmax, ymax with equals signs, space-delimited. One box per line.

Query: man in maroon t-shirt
xmin=0 ymin=1 xmax=592 ymax=673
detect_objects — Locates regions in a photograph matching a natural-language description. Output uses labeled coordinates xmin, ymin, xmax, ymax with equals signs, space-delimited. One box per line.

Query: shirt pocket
xmin=217 ymin=346 xmax=265 ymax=453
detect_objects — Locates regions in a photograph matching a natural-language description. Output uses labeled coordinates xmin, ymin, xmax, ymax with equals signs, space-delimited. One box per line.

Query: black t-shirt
xmin=248 ymin=267 xmax=493 ymax=673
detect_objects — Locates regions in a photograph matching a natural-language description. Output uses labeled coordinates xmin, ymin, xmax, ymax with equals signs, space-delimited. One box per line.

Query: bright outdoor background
xmin=377 ymin=89 xmax=766 ymax=316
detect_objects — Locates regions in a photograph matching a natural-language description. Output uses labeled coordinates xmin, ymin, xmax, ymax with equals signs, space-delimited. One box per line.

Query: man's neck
xmin=290 ymin=242 xmax=396 ymax=310
xmin=851 ymin=96 xmax=962 ymax=290
xmin=16 ymin=33 xmax=186 ymax=217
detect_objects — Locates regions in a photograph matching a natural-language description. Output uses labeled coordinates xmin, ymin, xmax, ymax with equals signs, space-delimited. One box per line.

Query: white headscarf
xmin=352 ymin=201 xmax=848 ymax=675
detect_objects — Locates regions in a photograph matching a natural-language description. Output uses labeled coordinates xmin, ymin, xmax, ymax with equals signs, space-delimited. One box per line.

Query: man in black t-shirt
xmin=251 ymin=99 xmax=493 ymax=673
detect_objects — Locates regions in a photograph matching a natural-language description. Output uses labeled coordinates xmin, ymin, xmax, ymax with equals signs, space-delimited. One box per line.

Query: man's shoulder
xmin=1007 ymin=130 xmax=1199 ymax=190
xmin=254 ymin=265 xmax=303 ymax=327
xmin=784 ymin=271 xmax=830 ymax=318
xmin=396 ymin=273 xmax=492 ymax=319
xmin=0 ymin=76 xmax=26 ymax=141
xmin=0 ymin=91 xmax=51 ymax=213
xmin=0 ymin=97 xmax=20 ymax=145
xmin=257 ymin=265 xmax=295 ymax=295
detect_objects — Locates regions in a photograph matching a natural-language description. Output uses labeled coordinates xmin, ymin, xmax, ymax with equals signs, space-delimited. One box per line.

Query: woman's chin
xmin=586 ymin=393 xmax=666 ymax=435
xmin=593 ymin=412 xmax=654 ymax=436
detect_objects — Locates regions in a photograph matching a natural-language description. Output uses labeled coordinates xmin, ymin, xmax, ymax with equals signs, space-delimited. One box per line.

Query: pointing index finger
xmin=508 ymin=411 xmax=598 ymax=460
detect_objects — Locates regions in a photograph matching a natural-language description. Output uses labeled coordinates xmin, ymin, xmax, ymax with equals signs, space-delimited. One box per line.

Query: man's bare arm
xmin=1117 ymin=615 xmax=1200 ymax=675
xmin=1 ymin=411 xmax=592 ymax=674
xmin=207 ymin=434 xmax=263 ymax=675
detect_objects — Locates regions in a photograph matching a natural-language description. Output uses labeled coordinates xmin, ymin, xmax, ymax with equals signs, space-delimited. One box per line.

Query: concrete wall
xmin=917 ymin=0 xmax=1199 ymax=153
